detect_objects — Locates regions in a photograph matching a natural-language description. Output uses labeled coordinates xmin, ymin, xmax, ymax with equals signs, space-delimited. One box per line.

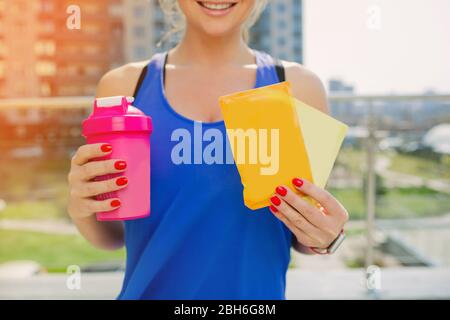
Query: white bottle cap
xmin=95 ymin=96 xmax=134 ymax=107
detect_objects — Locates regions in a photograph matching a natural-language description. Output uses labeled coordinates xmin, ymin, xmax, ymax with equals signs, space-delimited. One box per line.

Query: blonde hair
xmin=157 ymin=0 xmax=268 ymax=47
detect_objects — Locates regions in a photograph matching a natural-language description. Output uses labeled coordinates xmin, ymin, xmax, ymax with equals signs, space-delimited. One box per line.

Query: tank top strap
xmin=133 ymin=52 xmax=166 ymax=105
xmin=252 ymin=49 xmax=285 ymax=86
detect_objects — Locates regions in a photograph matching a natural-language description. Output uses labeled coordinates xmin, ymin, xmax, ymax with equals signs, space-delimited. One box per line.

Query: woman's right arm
xmin=67 ymin=64 xmax=146 ymax=250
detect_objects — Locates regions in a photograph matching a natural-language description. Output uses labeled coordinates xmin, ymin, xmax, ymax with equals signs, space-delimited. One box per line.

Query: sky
xmin=303 ymin=0 xmax=450 ymax=94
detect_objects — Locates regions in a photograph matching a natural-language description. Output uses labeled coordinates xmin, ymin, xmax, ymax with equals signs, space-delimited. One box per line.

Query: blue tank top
xmin=117 ymin=50 xmax=292 ymax=300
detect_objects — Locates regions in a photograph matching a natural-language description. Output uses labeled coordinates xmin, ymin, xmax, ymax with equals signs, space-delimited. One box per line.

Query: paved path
xmin=1 ymin=268 xmax=449 ymax=300
xmin=376 ymin=156 xmax=450 ymax=194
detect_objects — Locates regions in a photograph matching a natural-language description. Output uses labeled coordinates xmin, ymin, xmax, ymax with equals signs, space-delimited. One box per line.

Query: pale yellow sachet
xmin=292 ymin=98 xmax=349 ymax=189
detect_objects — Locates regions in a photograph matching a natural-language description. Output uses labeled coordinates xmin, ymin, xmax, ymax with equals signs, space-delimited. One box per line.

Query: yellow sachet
xmin=219 ymin=82 xmax=313 ymax=209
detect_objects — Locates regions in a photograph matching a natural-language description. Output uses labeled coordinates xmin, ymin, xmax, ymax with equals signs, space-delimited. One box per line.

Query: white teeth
xmin=201 ymin=2 xmax=233 ymax=10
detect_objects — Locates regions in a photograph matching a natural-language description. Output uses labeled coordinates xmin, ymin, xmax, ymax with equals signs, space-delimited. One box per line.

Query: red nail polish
xmin=292 ymin=178 xmax=304 ymax=188
xmin=270 ymin=196 xmax=281 ymax=206
xmin=114 ymin=161 xmax=127 ymax=170
xmin=269 ymin=205 xmax=278 ymax=213
xmin=101 ymin=144 xmax=112 ymax=152
xmin=276 ymin=186 xmax=287 ymax=197
xmin=111 ymin=199 xmax=121 ymax=207
xmin=116 ymin=177 xmax=128 ymax=186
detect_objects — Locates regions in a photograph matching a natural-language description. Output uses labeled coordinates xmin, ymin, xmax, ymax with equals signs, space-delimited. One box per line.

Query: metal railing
xmin=2 ymin=93 xmax=450 ymax=106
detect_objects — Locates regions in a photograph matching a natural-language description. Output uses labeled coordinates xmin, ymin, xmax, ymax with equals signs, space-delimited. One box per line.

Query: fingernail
xmin=116 ymin=177 xmax=128 ymax=186
xmin=114 ymin=161 xmax=127 ymax=170
xmin=269 ymin=205 xmax=278 ymax=213
xmin=111 ymin=199 xmax=121 ymax=207
xmin=275 ymin=186 xmax=287 ymax=197
xmin=292 ymin=178 xmax=304 ymax=188
xmin=270 ymin=195 xmax=281 ymax=206
xmin=101 ymin=144 xmax=112 ymax=152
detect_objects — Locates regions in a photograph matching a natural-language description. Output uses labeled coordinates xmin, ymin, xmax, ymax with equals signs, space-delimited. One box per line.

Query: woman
xmin=67 ymin=0 xmax=349 ymax=299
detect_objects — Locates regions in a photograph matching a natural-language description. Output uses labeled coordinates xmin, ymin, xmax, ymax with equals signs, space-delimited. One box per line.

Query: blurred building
xmin=0 ymin=0 xmax=124 ymax=98
xmin=0 ymin=0 xmax=304 ymax=98
xmin=329 ymin=79 xmax=355 ymax=94
xmin=250 ymin=0 xmax=303 ymax=62
xmin=328 ymin=79 xmax=362 ymax=125
xmin=123 ymin=0 xmax=156 ymax=62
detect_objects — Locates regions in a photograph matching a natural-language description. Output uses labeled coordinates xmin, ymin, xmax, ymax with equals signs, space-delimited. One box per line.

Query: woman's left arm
xmin=270 ymin=62 xmax=349 ymax=254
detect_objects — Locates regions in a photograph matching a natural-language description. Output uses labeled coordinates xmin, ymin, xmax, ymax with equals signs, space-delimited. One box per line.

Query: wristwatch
xmin=310 ymin=229 xmax=345 ymax=255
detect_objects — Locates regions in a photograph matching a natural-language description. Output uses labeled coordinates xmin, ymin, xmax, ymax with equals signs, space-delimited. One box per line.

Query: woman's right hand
xmin=67 ymin=143 xmax=128 ymax=220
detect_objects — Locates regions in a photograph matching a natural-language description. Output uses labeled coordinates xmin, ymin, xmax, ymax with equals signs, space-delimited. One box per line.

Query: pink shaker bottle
xmin=81 ymin=96 xmax=152 ymax=221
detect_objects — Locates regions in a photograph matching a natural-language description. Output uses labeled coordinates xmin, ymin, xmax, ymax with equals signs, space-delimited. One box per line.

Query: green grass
xmin=388 ymin=153 xmax=450 ymax=179
xmin=0 ymin=230 xmax=125 ymax=273
xmin=377 ymin=187 xmax=450 ymax=219
xmin=330 ymin=187 xmax=450 ymax=220
xmin=329 ymin=188 xmax=365 ymax=220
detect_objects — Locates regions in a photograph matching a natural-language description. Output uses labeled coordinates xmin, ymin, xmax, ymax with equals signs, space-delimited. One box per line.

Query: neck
xmin=169 ymin=26 xmax=255 ymax=67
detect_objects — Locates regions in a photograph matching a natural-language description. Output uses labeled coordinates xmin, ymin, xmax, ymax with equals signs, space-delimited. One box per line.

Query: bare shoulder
xmin=282 ymin=60 xmax=329 ymax=114
xmin=96 ymin=60 xmax=150 ymax=98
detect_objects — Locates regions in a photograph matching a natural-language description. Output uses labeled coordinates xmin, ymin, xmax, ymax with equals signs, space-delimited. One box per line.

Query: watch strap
xmin=310 ymin=229 xmax=345 ymax=255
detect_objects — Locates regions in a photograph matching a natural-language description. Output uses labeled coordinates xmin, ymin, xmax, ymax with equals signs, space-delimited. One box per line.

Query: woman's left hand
xmin=269 ymin=178 xmax=349 ymax=252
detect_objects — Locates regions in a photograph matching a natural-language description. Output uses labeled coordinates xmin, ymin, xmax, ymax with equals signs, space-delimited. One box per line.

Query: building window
xmin=35 ymin=41 xmax=55 ymax=56
xmin=134 ymin=46 xmax=147 ymax=59
xmin=134 ymin=6 xmax=145 ymax=18
xmin=277 ymin=20 xmax=287 ymax=29
xmin=40 ymin=0 xmax=54 ymax=12
xmin=277 ymin=37 xmax=286 ymax=47
xmin=133 ymin=26 xmax=146 ymax=38
xmin=35 ymin=61 xmax=56 ymax=76
xmin=276 ymin=2 xmax=286 ymax=13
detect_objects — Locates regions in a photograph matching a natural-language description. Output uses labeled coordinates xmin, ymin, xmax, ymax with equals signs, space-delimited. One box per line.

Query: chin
xmin=197 ymin=22 xmax=240 ymax=38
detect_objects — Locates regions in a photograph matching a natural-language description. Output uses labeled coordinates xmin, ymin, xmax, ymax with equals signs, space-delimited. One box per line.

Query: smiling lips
xmin=198 ymin=1 xmax=237 ymax=10
xmin=197 ymin=1 xmax=237 ymax=16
